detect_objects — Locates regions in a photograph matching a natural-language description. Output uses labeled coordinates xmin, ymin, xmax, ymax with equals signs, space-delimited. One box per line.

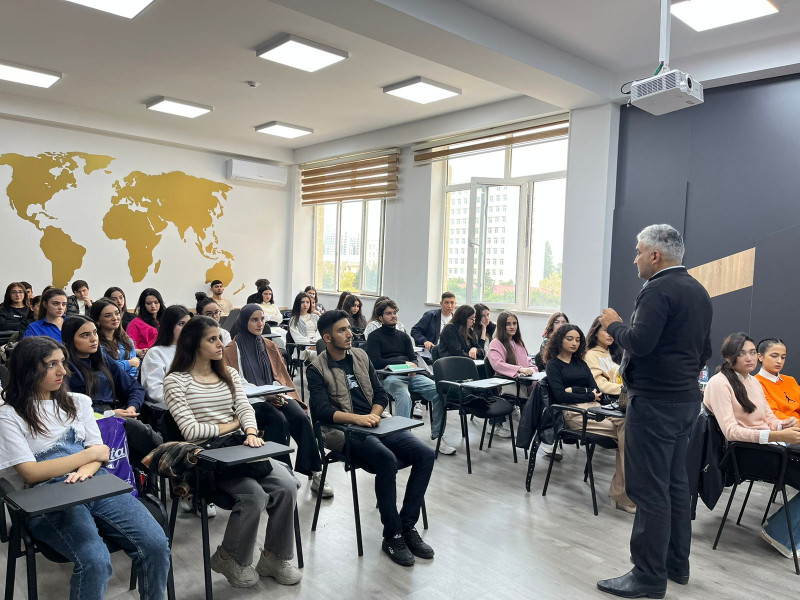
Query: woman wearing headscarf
xmin=223 ymin=304 xmax=332 ymax=498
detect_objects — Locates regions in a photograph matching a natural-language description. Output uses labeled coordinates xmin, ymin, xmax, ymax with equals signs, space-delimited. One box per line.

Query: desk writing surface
xmin=587 ymin=406 xmax=626 ymax=419
xmin=346 ymin=416 xmax=423 ymax=437
xmin=461 ymin=377 xmax=510 ymax=390
xmin=198 ymin=442 xmax=294 ymax=467
xmin=243 ymin=383 xmax=294 ymax=398
xmin=377 ymin=367 xmax=429 ymax=376
xmin=262 ymin=333 xmax=281 ymax=340
xmin=5 ymin=474 xmax=132 ymax=517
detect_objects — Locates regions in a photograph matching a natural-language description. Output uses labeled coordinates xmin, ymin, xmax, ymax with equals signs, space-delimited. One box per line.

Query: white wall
xmin=0 ymin=117 xmax=290 ymax=309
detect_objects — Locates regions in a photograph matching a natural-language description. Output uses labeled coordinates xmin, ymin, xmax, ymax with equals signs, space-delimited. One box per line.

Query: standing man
xmin=209 ymin=279 xmax=234 ymax=316
xmin=410 ymin=292 xmax=456 ymax=351
xmin=597 ymin=224 xmax=712 ymax=599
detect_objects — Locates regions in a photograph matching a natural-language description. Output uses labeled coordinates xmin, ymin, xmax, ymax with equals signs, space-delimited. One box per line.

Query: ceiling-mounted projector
xmin=631 ymin=68 xmax=703 ymax=115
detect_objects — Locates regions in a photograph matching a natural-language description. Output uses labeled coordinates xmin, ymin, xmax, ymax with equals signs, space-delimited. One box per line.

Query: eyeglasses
xmin=204 ymin=310 xmax=222 ymax=317
xmin=10 ymin=290 xmax=24 ymax=295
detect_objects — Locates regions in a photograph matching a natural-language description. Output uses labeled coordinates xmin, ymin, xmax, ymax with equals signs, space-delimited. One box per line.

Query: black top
xmin=607 ymin=267 xmax=712 ymax=397
xmin=366 ymin=325 xmax=415 ymax=369
xmin=410 ymin=309 xmax=443 ymax=346
xmin=0 ymin=305 xmax=33 ymax=334
xmin=545 ymin=357 xmax=598 ymax=405
xmin=121 ymin=311 xmax=135 ymax=329
xmin=437 ymin=323 xmax=485 ymax=359
xmin=67 ymin=353 xmax=146 ymax=412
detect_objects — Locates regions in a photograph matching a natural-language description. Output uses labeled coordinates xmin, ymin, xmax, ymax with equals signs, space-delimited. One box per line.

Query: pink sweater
xmin=703 ymin=372 xmax=793 ymax=444
xmin=488 ymin=338 xmax=537 ymax=378
xmin=127 ymin=317 xmax=158 ymax=350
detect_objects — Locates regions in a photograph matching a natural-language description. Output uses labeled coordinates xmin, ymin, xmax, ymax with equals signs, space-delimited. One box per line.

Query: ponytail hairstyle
xmin=62 ymin=315 xmax=115 ymax=400
xmin=91 ymin=297 xmax=134 ymax=359
xmin=757 ymin=337 xmax=786 ymax=356
xmin=718 ymin=332 xmax=757 ymax=414
xmin=195 ymin=292 xmax=216 ymax=315
xmin=168 ymin=315 xmax=235 ymax=397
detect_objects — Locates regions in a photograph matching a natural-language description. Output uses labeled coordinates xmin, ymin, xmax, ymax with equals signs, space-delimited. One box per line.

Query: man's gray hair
xmin=637 ymin=224 xmax=685 ymax=263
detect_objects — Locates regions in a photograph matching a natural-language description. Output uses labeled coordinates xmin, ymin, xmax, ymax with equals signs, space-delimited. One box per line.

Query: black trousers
xmin=123 ymin=417 xmax=164 ymax=469
xmin=253 ymin=399 xmax=322 ymax=476
xmin=625 ymin=394 xmax=701 ymax=585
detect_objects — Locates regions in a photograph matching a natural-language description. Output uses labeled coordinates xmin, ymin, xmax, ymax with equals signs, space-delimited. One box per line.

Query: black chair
xmin=310 ymin=421 xmax=427 ymax=556
xmin=0 ymin=474 xmax=175 ymax=600
xmin=432 ymin=356 xmax=515 ymax=474
xmin=712 ymin=441 xmax=799 ymax=574
xmin=541 ymin=403 xmax=618 ymax=515
xmin=0 ymin=365 xmax=9 ymax=388
xmin=160 ymin=413 xmax=304 ymax=600
xmin=220 ymin=309 xmax=240 ymax=333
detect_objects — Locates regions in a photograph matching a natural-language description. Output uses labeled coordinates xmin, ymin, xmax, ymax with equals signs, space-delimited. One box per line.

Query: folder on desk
xmin=387 ymin=364 xmax=415 ymax=372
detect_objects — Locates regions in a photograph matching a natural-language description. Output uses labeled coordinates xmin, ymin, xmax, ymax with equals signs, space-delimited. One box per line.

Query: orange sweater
xmin=754 ymin=371 xmax=800 ymax=421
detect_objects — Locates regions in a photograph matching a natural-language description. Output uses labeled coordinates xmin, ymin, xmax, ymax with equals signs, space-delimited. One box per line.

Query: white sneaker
xmin=412 ymin=403 xmax=424 ymax=418
xmin=436 ymin=440 xmax=457 ymax=455
xmin=541 ymin=443 xmax=563 ymax=461
xmin=256 ymin=549 xmax=302 ymax=585
xmin=381 ymin=409 xmax=392 ymax=418
xmin=179 ymin=498 xmax=216 ymax=518
xmin=210 ymin=547 xmax=258 ymax=588
xmin=493 ymin=423 xmax=512 ymax=439
xmin=761 ymin=528 xmax=796 ymax=559
xmin=512 ymin=406 xmax=521 ymax=421
xmin=311 ymin=472 xmax=334 ymax=498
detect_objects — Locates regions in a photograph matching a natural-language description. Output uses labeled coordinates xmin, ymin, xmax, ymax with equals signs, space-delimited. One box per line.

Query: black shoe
xmin=403 ymin=527 xmax=434 ymax=559
xmin=597 ymin=571 xmax=666 ymax=599
xmin=382 ymin=534 xmax=415 ymax=566
xmin=667 ymin=569 xmax=689 ymax=585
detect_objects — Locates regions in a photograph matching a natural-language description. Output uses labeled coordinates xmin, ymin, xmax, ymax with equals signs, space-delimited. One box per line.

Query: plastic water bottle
xmin=699 ymin=365 xmax=709 ymax=384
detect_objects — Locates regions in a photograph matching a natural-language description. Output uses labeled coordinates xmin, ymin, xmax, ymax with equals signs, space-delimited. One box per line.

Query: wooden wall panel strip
xmin=688 ymin=248 xmax=755 ymax=298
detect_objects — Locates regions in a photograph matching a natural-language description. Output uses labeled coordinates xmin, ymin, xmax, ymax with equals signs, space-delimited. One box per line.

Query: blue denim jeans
xmin=382 ymin=374 xmax=444 ymax=438
xmin=26 ymin=427 xmax=171 ymax=600
xmin=764 ymin=491 xmax=800 ymax=553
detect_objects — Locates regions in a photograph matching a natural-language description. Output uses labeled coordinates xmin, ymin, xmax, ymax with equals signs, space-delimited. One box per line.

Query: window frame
xmin=313 ymin=198 xmax=386 ymax=296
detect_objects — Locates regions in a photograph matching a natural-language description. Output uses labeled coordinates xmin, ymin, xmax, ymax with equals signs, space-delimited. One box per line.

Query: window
xmin=314 ymin=199 xmax=385 ymax=294
xmin=441 ymin=135 xmax=568 ymax=310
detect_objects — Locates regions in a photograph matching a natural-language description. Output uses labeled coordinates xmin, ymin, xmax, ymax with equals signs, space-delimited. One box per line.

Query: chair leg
xmin=24 ymin=534 xmax=38 ymax=600
xmin=509 ymin=417 xmax=518 ymax=464
xmin=167 ymin=494 xmax=180 ymax=547
xmin=586 ymin=444 xmax=598 ymax=516
xmin=5 ymin=526 xmax=18 ymax=600
xmin=525 ymin=436 xmax=540 ymax=493
xmin=350 ymin=467 xmax=363 ymax=557
xmin=542 ymin=439 xmax=559 ymax=497
xmin=421 ymin=498 xmax=429 ymax=530
xmin=160 ymin=476 xmax=168 ymax=507
xmin=166 ymin=557 xmax=176 ymax=600
xmin=736 ymin=480 xmax=755 ymax=525
xmin=293 ymin=506 xmax=304 ymax=569
xmin=488 ymin=421 xmax=496 ymax=448
xmin=780 ymin=485 xmax=800 ymax=575
xmin=199 ymin=498 xmax=213 ymax=600
xmin=0 ymin=501 xmax=7 ymax=544
xmin=479 ymin=418 xmax=488 ymax=450
xmin=311 ymin=461 xmax=328 ymax=531
xmin=463 ymin=413 xmax=472 ymax=474
xmin=762 ymin=484 xmax=779 ymax=525
xmin=713 ymin=483 xmax=739 ymax=550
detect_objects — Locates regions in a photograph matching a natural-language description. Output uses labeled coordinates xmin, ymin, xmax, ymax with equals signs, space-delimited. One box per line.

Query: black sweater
xmin=437 ymin=323 xmax=485 ymax=359
xmin=606 ymin=266 xmax=712 ymax=397
xmin=0 ymin=305 xmax=33 ymax=334
xmin=545 ymin=357 xmax=598 ymax=405
xmin=366 ymin=325 xmax=415 ymax=369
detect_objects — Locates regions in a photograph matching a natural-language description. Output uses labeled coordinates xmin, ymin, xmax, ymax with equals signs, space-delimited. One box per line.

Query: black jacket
xmin=687 ymin=408 xmax=729 ymax=517
xmin=0 ymin=305 xmax=33 ymax=334
xmin=607 ymin=267 xmax=712 ymax=397
xmin=65 ymin=295 xmax=91 ymax=317
xmin=410 ymin=309 xmax=443 ymax=346
xmin=437 ymin=323 xmax=485 ymax=359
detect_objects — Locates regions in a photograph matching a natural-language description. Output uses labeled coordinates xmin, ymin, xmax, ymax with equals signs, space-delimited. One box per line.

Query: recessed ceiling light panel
xmin=255 ymin=121 xmax=314 ymax=139
xmin=145 ymin=97 xmax=213 ymax=118
xmin=671 ymin=0 xmax=778 ymax=32
xmin=383 ymin=76 xmax=461 ymax=104
xmin=64 ymin=0 xmax=155 ymax=19
xmin=0 ymin=61 xmax=61 ymax=88
xmin=257 ymin=34 xmax=348 ymax=72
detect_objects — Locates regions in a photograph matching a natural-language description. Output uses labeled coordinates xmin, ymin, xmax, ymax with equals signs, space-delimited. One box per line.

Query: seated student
xmin=438 ymin=305 xmax=485 ymax=359
xmin=195 ymin=293 xmax=232 ymax=346
xmin=246 ymin=278 xmax=270 ymax=304
xmin=164 ymin=316 xmax=301 ymax=588
xmin=66 ymin=279 xmax=92 ymax=317
xmin=210 ymin=279 xmax=234 ymax=317
xmin=0 ymin=336 xmax=171 ymax=600
xmin=62 ymin=315 xmax=162 ymax=468
xmin=308 ymin=310 xmax=436 ymax=566
xmin=288 ymin=292 xmax=320 ymax=360
xmin=104 ymin=286 xmax=135 ymax=330
xmin=755 ymin=338 xmax=800 ymax=423
xmin=487 ymin=311 xmax=538 ymax=439
xmin=0 ymin=281 xmax=34 ymax=336
xmin=411 ymin=292 xmax=457 ymax=351
xmin=342 ymin=294 xmax=367 ymax=331
xmin=534 ymin=312 xmax=569 ymax=372
xmin=223 ymin=304 xmax=331 ymax=498
xmin=91 ymin=298 xmax=140 ymax=379
xmin=585 ymin=317 xmax=624 ymax=397
xmin=30 ymin=295 xmax=42 ymax=319
xmin=365 ymin=300 xmax=452 ymax=453
xmin=24 ymin=287 xmax=68 ymax=341
xmin=703 ymin=332 xmax=800 ymax=558
xmin=544 ymin=323 xmax=635 ymax=513
xmin=473 ymin=303 xmax=494 ymax=357
xmin=304 ymin=286 xmax=325 ymax=314
xmin=364 ymin=297 xmax=396 ymax=338
xmin=20 ymin=281 xmax=33 ymax=305
xmin=253 ymin=285 xmax=288 ymax=349
xmin=335 ymin=291 xmax=351 ymax=310
xmin=127 ymin=288 xmax=165 ymax=351
xmin=141 ymin=306 xmax=191 ymax=405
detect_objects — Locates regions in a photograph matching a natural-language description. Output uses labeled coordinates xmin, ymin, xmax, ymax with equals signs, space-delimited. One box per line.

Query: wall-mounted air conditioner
xmin=225 ymin=159 xmax=287 ymax=187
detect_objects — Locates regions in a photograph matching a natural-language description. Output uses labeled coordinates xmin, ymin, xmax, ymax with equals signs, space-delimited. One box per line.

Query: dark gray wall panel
xmin=706 ymin=288 xmax=753 ymax=372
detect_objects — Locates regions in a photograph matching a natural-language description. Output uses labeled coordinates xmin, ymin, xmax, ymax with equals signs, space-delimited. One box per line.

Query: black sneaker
xmin=403 ymin=527 xmax=434 ymax=559
xmin=382 ymin=533 xmax=415 ymax=566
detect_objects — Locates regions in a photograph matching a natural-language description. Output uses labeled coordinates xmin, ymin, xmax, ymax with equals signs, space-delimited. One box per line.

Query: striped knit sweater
xmin=163 ymin=367 xmax=257 ymax=443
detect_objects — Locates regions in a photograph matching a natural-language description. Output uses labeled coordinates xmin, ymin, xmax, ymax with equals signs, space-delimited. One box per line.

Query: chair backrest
xmin=221 ymin=309 xmax=240 ymax=332
xmin=261 ymin=322 xmax=272 ymax=335
xmin=0 ymin=364 xmax=9 ymax=389
xmin=431 ymin=345 xmax=441 ymax=362
xmin=726 ymin=442 xmax=789 ymax=485
xmin=432 ymin=356 xmax=479 ymax=404
xmin=286 ymin=328 xmax=295 ymax=346
xmin=316 ymin=338 xmax=327 ymax=356
xmin=484 ymin=357 xmax=496 ymax=378
xmin=159 ymin=411 xmax=185 ymax=443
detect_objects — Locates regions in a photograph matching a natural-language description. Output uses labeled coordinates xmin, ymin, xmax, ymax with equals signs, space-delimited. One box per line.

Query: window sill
xmin=422 ymin=302 xmax=559 ymax=317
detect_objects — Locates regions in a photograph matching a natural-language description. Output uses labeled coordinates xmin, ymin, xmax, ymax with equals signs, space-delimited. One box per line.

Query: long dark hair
xmin=587 ymin=316 xmax=623 ymax=364
xmin=290 ymin=292 xmax=311 ymax=325
xmin=258 ymin=285 xmax=275 ymax=304
xmin=451 ymin=305 xmax=477 ymax=343
xmin=168 ymin=315 xmax=235 ymax=397
xmin=37 ymin=287 xmax=67 ymax=320
xmin=1 ymin=337 xmax=77 ymax=436
xmin=544 ymin=323 xmax=586 ymax=362
xmin=91 ymin=297 xmax=134 ymax=359
xmin=495 ymin=311 xmax=525 ymax=365
xmin=542 ymin=312 xmax=569 ymax=338
xmin=473 ymin=303 xmax=490 ymax=338
xmin=718 ymin=332 xmax=757 ymax=414
xmin=134 ymin=288 xmax=165 ymax=328
xmin=62 ymin=315 xmax=115 ymax=399
xmin=336 ymin=291 xmax=351 ymax=310
xmin=303 ymin=285 xmax=317 ymax=300
xmin=104 ymin=286 xmax=128 ymax=314
xmin=153 ymin=305 xmax=190 ymax=347
xmin=2 ymin=282 xmax=28 ymax=310
xmin=342 ymin=294 xmax=366 ymax=329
